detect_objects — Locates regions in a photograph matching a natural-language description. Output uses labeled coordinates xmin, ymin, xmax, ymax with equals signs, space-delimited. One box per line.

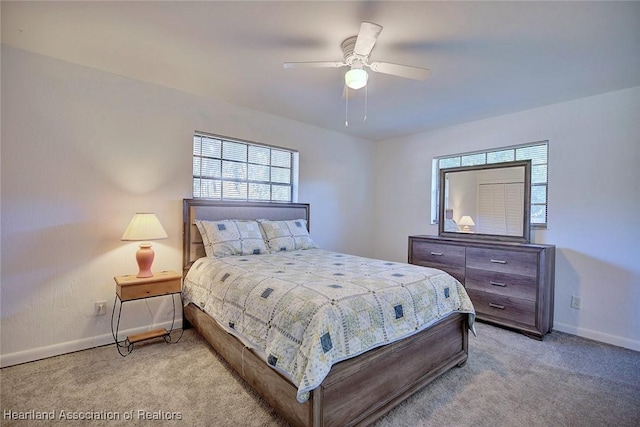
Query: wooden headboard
xmin=182 ymin=199 xmax=311 ymax=274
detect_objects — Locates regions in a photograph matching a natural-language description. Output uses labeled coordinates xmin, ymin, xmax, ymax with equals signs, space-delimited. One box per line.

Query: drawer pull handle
xmin=489 ymin=303 xmax=505 ymax=310
xmin=430 ymin=252 xmax=443 ymax=256
xmin=490 ymin=281 xmax=507 ymax=287
xmin=490 ymin=259 xmax=507 ymax=264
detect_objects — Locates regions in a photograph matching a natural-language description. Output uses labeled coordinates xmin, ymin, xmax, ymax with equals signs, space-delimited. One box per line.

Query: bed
xmin=182 ymin=199 xmax=475 ymax=427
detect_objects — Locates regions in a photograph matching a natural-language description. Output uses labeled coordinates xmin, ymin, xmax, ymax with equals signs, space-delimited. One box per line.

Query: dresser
xmin=408 ymin=235 xmax=555 ymax=340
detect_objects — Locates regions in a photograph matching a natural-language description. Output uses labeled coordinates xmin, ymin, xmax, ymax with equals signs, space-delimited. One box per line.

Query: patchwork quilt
xmin=183 ymin=249 xmax=475 ymax=402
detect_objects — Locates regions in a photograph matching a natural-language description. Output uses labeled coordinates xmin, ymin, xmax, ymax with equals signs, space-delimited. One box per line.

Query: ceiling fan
xmin=283 ymin=22 xmax=430 ymax=91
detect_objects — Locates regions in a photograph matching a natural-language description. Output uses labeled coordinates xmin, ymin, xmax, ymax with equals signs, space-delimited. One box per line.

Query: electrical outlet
xmin=95 ymin=301 xmax=107 ymax=316
xmin=570 ymin=295 xmax=581 ymax=309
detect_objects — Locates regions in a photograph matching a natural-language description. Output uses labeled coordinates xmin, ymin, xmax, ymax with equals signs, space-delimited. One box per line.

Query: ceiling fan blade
xmin=369 ymin=61 xmax=430 ymax=80
xmin=353 ymin=22 xmax=383 ymax=57
xmin=283 ymin=61 xmax=345 ymax=69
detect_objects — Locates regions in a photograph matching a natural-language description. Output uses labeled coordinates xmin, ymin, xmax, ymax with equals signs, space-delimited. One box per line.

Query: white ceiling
xmin=2 ymin=1 xmax=640 ymax=141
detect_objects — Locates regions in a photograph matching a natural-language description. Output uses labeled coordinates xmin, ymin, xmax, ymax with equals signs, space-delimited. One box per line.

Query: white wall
xmin=372 ymin=86 xmax=640 ymax=351
xmin=0 ymin=45 xmax=375 ymax=366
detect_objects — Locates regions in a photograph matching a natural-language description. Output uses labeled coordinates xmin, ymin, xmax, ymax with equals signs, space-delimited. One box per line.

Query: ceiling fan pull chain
xmin=364 ymin=84 xmax=368 ymax=124
xmin=345 ymin=85 xmax=349 ymax=127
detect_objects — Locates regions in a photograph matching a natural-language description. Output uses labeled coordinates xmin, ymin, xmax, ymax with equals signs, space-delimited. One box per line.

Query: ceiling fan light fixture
xmin=345 ymin=68 xmax=368 ymax=90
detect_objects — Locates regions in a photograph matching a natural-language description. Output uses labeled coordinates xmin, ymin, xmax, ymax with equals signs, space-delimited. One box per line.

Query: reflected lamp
xmin=458 ymin=215 xmax=476 ymax=232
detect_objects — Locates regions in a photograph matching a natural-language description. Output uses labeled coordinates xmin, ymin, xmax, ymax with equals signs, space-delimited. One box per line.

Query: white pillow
xmin=195 ymin=219 xmax=269 ymax=258
xmin=258 ymin=219 xmax=318 ymax=252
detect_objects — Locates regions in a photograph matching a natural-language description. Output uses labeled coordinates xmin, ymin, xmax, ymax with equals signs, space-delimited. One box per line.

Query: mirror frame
xmin=438 ymin=160 xmax=532 ymax=243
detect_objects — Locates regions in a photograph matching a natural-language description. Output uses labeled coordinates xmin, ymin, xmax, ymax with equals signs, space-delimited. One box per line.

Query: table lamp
xmin=121 ymin=213 xmax=168 ymax=278
xmin=458 ymin=215 xmax=475 ymax=232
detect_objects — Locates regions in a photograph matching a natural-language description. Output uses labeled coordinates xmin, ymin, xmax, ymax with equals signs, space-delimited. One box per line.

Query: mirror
xmin=438 ymin=160 xmax=531 ymax=243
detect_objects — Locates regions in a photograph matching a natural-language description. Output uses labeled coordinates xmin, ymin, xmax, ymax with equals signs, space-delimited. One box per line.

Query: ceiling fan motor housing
xmin=341 ymin=36 xmax=364 ymax=66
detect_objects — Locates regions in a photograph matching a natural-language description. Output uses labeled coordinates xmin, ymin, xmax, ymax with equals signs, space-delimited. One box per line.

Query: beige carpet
xmin=2 ymin=322 xmax=639 ymax=426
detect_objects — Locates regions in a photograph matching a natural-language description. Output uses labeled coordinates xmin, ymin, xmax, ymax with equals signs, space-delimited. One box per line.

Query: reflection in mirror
xmin=438 ymin=160 xmax=531 ymax=243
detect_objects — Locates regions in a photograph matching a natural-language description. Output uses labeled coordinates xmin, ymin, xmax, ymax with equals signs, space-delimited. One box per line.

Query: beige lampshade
xmin=458 ymin=215 xmax=475 ymax=233
xmin=121 ymin=213 xmax=168 ymax=241
xmin=458 ymin=216 xmax=475 ymax=227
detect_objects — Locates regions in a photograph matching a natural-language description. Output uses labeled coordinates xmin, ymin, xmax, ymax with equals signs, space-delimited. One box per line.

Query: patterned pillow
xmin=258 ymin=219 xmax=318 ymax=252
xmin=195 ymin=219 xmax=269 ymax=258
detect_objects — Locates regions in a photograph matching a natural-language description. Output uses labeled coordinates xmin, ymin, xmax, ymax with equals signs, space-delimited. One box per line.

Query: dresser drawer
xmin=411 ymin=240 xmax=465 ymax=267
xmin=466 ymin=247 xmax=538 ymax=277
xmin=467 ymin=289 xmax=535 ymax=327
xmin=466 ymin=268 xmax=537 ymax=301
xmin=410 ymin=240 xmax=466 ymax=283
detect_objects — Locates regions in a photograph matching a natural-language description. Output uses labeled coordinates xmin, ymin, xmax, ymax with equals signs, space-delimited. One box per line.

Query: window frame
xmin=431 ymin=140 xmax=548 ymax=228
xmin=193 ymin=131 xmax=299 ymax=202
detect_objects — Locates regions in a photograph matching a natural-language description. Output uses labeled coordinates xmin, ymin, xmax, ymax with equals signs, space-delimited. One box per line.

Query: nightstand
xmin=111 ymin=270 xmax=183 ymax=356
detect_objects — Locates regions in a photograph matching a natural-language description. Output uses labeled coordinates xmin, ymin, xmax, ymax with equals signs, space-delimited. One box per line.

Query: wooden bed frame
xmin=182 ymin=199 xmax=469 ymax=427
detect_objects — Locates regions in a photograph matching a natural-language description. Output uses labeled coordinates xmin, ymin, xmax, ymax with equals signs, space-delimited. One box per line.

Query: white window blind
xmin=193 ymin=132 xmax=298 ymax=202
xmin=432 ymin=141 xmax=548 ymax=226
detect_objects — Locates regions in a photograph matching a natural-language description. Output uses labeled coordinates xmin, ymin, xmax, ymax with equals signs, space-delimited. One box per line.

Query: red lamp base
xmin=135 ymin=243 xmax=155 ymax=278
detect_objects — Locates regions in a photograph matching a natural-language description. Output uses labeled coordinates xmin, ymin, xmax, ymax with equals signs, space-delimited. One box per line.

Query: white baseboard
xmin=553 ymin=321 xmax=640 ymax=352
xmin=0 ymin=319 xmax=183 ymax=368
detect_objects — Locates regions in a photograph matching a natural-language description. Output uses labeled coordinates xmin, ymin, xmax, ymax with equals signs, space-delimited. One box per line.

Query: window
xmin=431 ymin=141 xmax=548 ymax=227
xmin=193 ymin=132 xmax=298 ymax=202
